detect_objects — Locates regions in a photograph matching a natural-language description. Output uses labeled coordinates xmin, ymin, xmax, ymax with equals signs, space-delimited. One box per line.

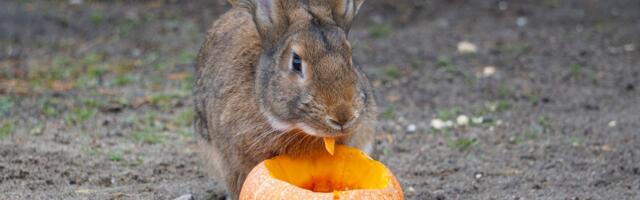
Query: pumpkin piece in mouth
xmin=323 ymin=137 xmax=335 ymax=155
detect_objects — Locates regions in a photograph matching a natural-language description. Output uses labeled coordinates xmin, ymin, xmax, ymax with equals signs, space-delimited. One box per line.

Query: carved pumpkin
xmin=240 ymin=145 xmax=403 ymax=200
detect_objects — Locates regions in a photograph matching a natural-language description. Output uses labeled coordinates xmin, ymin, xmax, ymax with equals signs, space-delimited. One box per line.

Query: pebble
xmin=457 ymin=41 xmax=478 ymax=54
xmin=398 ymin=117 xmax=407 ymax=123
xmin=482 ymin=66 xmax=496 ymax=77
xmin=456 ymin=115 xmax=469 ymax=126
xmin=472 ymin=117 xmax=484 ymax=124
xmin=474 ymin=172 xmax=483 ymax=179
xmin=69 ymin=0 xmax=83 ymax=5
xmin=406 ymin=124 xmax=417 ymax=133
xmin=431 ymin=119 xmax=446 ymax=130
xmin=601 ymin=144 xmax=612 ymax=152
xmin=516 ymin=17 xmax=528 ymax=27
xmin=407 ymin=186 xmax=416 ymax=194
xmin=437 ymin=19 xmax=450 ymax=28
xmin=498 ymin=1 xmax=508 ymax=11
xmin=30 ymin=125 xmax=44 ymax=135
xmin=173 ymin=194 xmax=194 ymax=200
xmin=624 ymin=44 xmax=635 ymax=52
xmin=608 ymin=120 xmax=617 ymax=127
xmin=572 ymin=140 xmax=580 ymax=147
xmin=131 ymin=48 xmax=142 ymax=57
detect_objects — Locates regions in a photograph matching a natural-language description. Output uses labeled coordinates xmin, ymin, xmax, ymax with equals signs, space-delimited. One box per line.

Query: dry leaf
xmin=385 ymin=95 xmax=401 ymax=102
xmin=0 ymin=79 xmax=30 ymax=94
xmin=51 ymin=80 xmax=74 ymax=92
xmin=168 ymin=72 xmax=191 ymax=81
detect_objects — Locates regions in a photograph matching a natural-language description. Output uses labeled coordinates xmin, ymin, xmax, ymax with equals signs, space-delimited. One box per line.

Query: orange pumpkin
xmin=240 ymin=145 xmax=403 ymax=200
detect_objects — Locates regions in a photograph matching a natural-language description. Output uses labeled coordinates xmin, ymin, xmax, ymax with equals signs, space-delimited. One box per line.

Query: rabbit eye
xmin=359 ymin=90 xmax=367 ymax=102
xmin=291 ymin=53 xmax=303 ymax=77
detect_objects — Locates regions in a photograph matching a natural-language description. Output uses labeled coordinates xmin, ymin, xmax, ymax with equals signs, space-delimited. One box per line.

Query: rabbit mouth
xmin=262 ymin=109 xmax=352 ymax=137
xmin=295 ymin=123 xmax=352 ymax=138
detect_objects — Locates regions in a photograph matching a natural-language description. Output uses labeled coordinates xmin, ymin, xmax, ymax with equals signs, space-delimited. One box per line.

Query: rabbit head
xmin=231 ymin=0 xmax=370 ymax=137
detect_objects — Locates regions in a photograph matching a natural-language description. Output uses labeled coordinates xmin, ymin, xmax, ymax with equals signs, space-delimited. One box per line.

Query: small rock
xmin=623 ymin=44 xmax=635 ymax=52
xmin=571 ymin=140 xmax=580 ymax=147
xmin=472 ymin=117 xmax=484 ymax=124
xmin=456 ymin=115 xmax=469 ymax=126
xmin=457 ymin=41 xmax=478 ymax=54
xmin=69 ymin=0 xmax=83 ymax=5
xmin=608 ymin=120 xmax=617 ymax=127
xmin=430 ymin=119 xmax=446 ymax=130
xmin=407 ymin=186 xmax=416 ymax=194
xmin=406 ymin=124 xmax=417 ymax=133
xmin=608 ymin=46 xmax=622 ymax=54
xmin=132 ymin=49 xmax=142 ymax=57
xmin=173 ymin=194 xmax=195 ymax=200
xmin=30 ymin=124 xmax=44 ymax=135
xmin=601 ymin=144 xmax=612 ymax=152
xmin=498 ymin=1 xmax=508 ymax=10
xmin=516 ymin=17 xmax=528 ymax=27
xmin=436 ymin=19 xmax=450 ymax=28
xmin=482 ymin=66 xmax=496 ymax=77
xmin=474 ymin=172 xmax=483 ymax=179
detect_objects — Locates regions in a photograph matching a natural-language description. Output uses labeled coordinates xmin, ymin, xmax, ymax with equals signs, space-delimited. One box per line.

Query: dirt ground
xmin=1 ymin=0 xmax=639 ymax=199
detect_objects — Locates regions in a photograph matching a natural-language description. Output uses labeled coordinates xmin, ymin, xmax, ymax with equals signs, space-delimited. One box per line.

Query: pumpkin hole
xmin=264 ymin=146 xmax=389 ymax=192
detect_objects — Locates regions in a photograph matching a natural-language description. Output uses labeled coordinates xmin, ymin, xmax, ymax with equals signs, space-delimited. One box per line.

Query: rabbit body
xmin=194 ymin=0 xmax=375 ymax=198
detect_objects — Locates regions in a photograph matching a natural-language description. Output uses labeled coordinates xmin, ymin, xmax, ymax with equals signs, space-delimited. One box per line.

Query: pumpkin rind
xmin=239 ymin=146 xmax=403 ymax=200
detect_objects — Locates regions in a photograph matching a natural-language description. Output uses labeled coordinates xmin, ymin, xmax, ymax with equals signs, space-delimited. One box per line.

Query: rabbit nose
xmin=325 ymin=116 xmax=347 ymax=131
xmin=325 ymin=104 xmax=355 ymax=131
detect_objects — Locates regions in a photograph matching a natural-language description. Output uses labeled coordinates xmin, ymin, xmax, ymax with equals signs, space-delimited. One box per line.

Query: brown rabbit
xmin=193 ymin=0 xmax=375 ymax=198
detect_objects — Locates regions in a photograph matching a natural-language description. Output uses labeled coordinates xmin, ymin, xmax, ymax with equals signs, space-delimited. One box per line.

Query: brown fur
xmin=194 ymin=0 xmax=373 ymax=199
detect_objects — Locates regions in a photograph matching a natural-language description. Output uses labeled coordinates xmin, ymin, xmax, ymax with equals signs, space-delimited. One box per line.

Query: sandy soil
xmin=1 ymin=0 xmax=639 ymax=199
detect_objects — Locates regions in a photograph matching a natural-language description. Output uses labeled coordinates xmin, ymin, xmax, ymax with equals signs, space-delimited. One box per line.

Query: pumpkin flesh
xmin=322 ymin=137 xmax=336 ymax=155
xmin=240 ymin=145 xmax=403 ymax=200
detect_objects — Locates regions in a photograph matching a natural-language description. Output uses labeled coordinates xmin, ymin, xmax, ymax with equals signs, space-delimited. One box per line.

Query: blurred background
xmin=1 ymin=0 xmax=639 ymax=199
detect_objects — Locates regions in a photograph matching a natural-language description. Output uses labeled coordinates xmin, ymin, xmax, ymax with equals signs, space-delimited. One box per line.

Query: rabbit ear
xmin=332 ymin=0 xmax=365 ymax=33
xmin=230 ymin=0 xmax=288 ymax=49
